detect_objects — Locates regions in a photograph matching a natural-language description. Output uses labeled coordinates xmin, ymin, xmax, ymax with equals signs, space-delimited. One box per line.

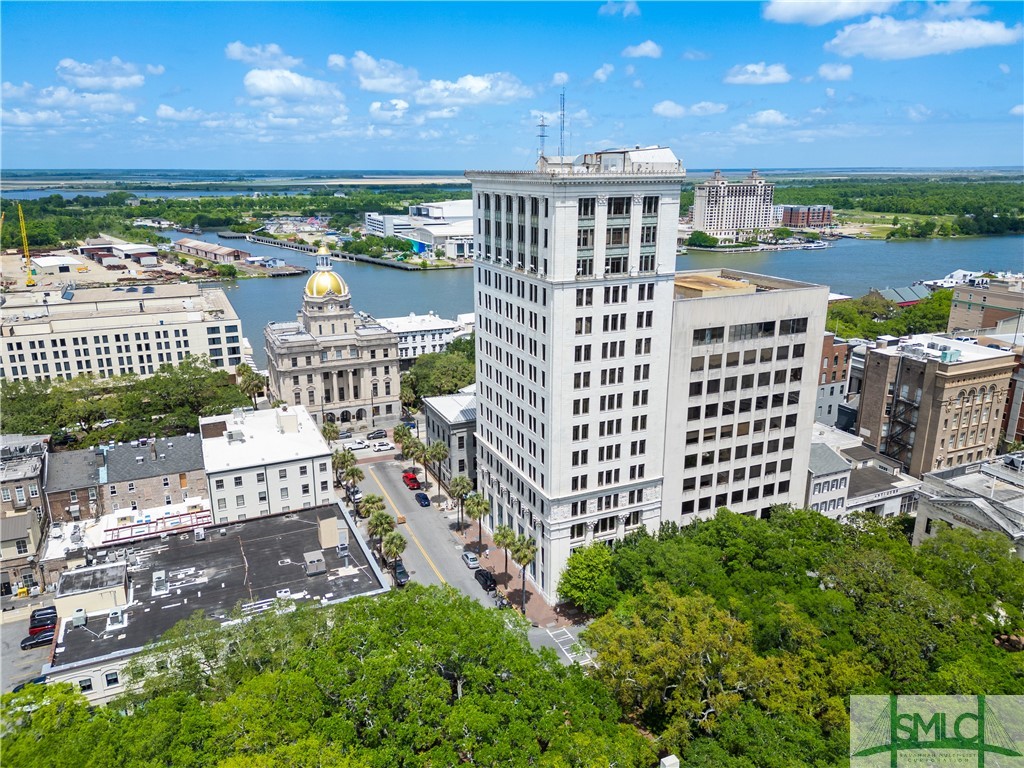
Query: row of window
xmin=693 ymin=317 xmax=809 ymax=346
xmin=690 ymin=373 xmax=804 ymax=397
xmin=215 ymin=481 xmax=328 ymax=508
xmin=683 ymin=438 xmax=797 ymax=469
xmin=681 ymin=481 xmax=790 ymax=514
xmin=0 ymin=484 xmax=39 ymax=503
xmin=692 ymin=345 xmax=806 ymax=371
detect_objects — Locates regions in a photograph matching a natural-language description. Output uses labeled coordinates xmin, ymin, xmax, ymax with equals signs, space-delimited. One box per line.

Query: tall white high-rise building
xmin=468 ymin=147 xmax=686 ymax=602
xmin=469 ymin=147 xmax=827 ymax=604
xmin=692 ymin=169 xmax=774 ymax=243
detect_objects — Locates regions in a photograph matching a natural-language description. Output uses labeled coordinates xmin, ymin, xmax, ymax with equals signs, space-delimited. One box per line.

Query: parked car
xmin=371 ymin=441 xmax=394 ymax=453
xmin=344 ymin=440 xmax=369 ymax=451
xmin=51 ymin=432 xmax=78 ymax=447
xmin=474 ymin=568 xmax=497 ymax=593
xmin=367 ymin=429 xmax=388 ymax=441
xmin=461 ymin=552 xmax=480 ymax=569
xmin=28 ymin=616 xmax=57 ymax=636
xmin=21 ymin=630 xmax=55 ymax=650
xmin=393 ymin=559 xmax=410 ymax=587
xmin=338 ymin=429 xmax=353 ymax=440
xmin=348 ymin=487 xmax=364 ymax=503
xmin=402 ymin=472 xmax=421 ymax=490
xmin=11 ymin=675 xmax=47 ymax=693
xmin=414 ymin=492 xmax=431 ymax=507
xmin=30 ymin=606 xmax=57 ymax=622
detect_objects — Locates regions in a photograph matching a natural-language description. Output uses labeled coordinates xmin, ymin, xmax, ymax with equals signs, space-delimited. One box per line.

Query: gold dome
xmin=304 ymin=270 xmax=348 ymax=297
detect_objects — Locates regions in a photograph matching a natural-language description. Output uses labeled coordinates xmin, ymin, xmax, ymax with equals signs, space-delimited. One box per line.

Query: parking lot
xmin=1 ymin=602 xmax=55 ymax=693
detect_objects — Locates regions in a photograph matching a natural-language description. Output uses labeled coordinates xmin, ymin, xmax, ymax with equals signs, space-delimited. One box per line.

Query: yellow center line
xmin=366 ymin=464 xmax=446 ymax=585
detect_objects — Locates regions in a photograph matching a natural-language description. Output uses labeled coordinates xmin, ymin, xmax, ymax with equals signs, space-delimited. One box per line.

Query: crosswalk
xmin=547 ymin=627 xmax=595 ymax=667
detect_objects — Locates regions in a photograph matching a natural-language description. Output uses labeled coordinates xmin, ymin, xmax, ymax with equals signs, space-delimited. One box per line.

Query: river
xmin=190 ymin=232 xmax=1022 ymax=368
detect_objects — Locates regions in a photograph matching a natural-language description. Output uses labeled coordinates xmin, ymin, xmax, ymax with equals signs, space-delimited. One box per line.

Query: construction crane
xmin=17 ymin=203 xmax=35 ymax=287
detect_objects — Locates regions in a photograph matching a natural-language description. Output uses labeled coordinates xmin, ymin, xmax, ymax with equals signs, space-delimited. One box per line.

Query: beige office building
xmin=1 ymin=283 xmax=244 ymax=382
xmin=947 ymin=273 xmax=1023 ymax=333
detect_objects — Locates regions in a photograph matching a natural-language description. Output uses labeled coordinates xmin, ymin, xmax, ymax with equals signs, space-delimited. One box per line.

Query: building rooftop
xmin=103 ymin=435 xmax=204 ymax=484
xmin=841 ymin=445 xmax=904 ymax=471
xmin=0 ymin=283 xmax=238 ymax=331
xmin=468 ymin=146 xmax=686 ymax=179
xmin=846 ymin=465 xmax=912 ymax=499
xmin=873 ymin=334 xmax=1015 ymax=365
xmin=0 ymin=454 xmax=43 ymax=483
xmin=173 ymin=238 xmax=244 ymax=258
xmin=44 ymin=448 xmax=103 ymax=494
xmin=376 ymin=312 xmax=464 ymax=335
xmin=200 ymin=406 xmax=329 ymax=474
xmin=46 ymin=504 xmax=388 ymax=670
xmin=56 ymin=561 xmax=128 ymax=598
xmin=875 ymin=285 xmax=933 ymax=304
xmin=673 ymin=268 xmax=822 ymax=300
xmin=1 ymin=514 xmax=34 ymax=542
xmin=423 ymin=393 xmax=477 ymax=425
xmin=808 ymin=444 xmax=851 ymax=477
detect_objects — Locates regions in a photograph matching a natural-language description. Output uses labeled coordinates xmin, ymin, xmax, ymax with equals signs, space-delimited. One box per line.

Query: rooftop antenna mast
xmin=537 ymin=115 xmax=547 ymax=158
xmin=559 ymin=89 xmax=566 ymax=157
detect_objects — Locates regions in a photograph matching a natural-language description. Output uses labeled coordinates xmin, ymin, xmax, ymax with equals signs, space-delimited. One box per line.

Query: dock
xmin=245 ymin=234 xmax=317 ymax=253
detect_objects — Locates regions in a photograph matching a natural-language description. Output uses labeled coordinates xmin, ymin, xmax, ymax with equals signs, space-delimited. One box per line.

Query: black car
xmin=11 ymin=675 xmax=47 ymax=693
xmin=21 ymin=630 xmax=55 ymax=650
xmin=414 ymin=492 xmax=431 ymax=507
xmin=367 ymin=429 xmax=388 ymax=440
xmin=393 ymin=560 xmax=410 ymax=587
xmin=474 ymin=568 xmax=497 ymax=593
xmin=30 ymin=606 xmax=57 ymax=622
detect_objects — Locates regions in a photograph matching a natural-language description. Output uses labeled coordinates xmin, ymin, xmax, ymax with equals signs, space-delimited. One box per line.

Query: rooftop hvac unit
xmin=107 ymin=608 xmax=126 ymax=631
xmin=152 ymin=570 xmax=167 ymax=593
xmin=194 ymin=527 xmax=206 ymax=541
xmin=72 ymin=607 xmax=87 ymax=627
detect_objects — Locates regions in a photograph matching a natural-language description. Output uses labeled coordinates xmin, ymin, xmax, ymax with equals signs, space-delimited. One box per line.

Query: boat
xmin=802 ymin=241 xmax=830 ymax=250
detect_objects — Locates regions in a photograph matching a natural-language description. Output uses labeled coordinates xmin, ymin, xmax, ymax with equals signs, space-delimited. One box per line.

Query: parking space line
xmin=366 ymin=465 xmax=445 ymax=585
xmin=547 ymin=627 xmax=594 ymax=666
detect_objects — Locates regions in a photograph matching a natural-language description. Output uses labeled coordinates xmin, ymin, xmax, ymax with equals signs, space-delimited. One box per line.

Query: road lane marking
xmin=366 ymin=465 xmax=446 ymax=585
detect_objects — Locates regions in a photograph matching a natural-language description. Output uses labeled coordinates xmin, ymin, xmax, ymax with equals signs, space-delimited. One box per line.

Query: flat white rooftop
xmin=199 ymin=406 xmax=329 ymax=474
xmin=875 ymin=334 xmax=1015 ymax=364
xmin=376 ymin=312 xmax=464 ymax=334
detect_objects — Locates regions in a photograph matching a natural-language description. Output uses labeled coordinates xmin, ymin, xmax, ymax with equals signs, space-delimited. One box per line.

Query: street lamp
xmin=370 ymin=378 xmax=378 ymax=428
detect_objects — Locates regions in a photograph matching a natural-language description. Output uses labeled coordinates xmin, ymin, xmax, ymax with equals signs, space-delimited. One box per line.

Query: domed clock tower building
xmin=265 ymin=246 xmax=400 ymax=427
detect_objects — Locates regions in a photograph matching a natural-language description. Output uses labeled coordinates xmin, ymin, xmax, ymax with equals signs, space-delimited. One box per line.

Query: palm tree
xmin=448 ymin=475 xmax=473 ymax=533
xmin=360 ymin=494 xmax=385 ymax=519
xmin=405 ymin=437 xmax=426 ymax=480
xmin=392 ymin=423 xmax=412 ymax=457
xmin=343 ymin=465 xmax=364 ymax=516
xmin=321 ymin=420 xmax=339 ymax=444
xmin=510 ymin=534 xmax=538 ymax=613
xmin=426 ymin=440 xmax=449 ymax=489
xmin=367 ymin=509 xmax=396 ymax=558
xmin=492 ymin=524 xmax=516 ymax=583
xmin=464 ymin=494 xmax=490 ymax=554
xmin=381 ymin=530 xmax=407 ymax=578
xmin=332 ymin=449 xmax=355 ymax=486
xmin=235 ymin=364 xmax=264 ymax=407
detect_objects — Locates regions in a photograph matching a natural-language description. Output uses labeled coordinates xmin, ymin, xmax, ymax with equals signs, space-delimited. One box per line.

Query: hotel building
xmin=692 ymin=170 xmax=775 ymax=244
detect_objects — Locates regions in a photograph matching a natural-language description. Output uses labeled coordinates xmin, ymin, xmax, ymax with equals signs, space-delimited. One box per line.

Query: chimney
xmin=150 ymin=441 xmax=158 ymax=460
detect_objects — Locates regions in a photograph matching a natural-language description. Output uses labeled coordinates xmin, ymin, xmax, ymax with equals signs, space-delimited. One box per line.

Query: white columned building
xmin=467 ymin=147 xmax=686 ymax=603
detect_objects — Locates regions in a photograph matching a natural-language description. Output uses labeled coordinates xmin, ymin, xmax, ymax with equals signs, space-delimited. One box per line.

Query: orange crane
xmin=17 ymin=203 xmax=35 ymax=287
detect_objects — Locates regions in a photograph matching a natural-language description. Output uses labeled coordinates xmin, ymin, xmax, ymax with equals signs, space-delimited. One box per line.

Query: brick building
xmin=815 ymin=332 xmax=850 ymax=426
xmin=781 ymin=205 xmax=833 ymax=228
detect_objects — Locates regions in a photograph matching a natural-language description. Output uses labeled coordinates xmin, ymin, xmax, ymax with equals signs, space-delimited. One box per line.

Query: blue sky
xmin=2 ymin=1 xmax=1022 ymax=170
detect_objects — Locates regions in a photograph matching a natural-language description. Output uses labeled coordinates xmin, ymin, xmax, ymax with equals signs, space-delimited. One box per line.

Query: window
xmin=280 ymin=488 xmax=289 ymax=500
xmin=236 ymin=494 xmax=245 ymax=507
xmin=79 ymin=679 xmax=93 ymax=692
xmin=234 ymin=476 xmax=243 ymax=488
xmin=693 ymin=326 xmax=724 ymax=345
xmin=279 ymin=469 xmax=287 ymax=479
xmin=15 ymin=539 xmax=28 ymax=555
xmin=105 ymin=671 xmax=120 ymax=687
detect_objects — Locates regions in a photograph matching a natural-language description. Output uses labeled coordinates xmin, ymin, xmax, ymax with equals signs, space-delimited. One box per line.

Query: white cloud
xmin=906 ymin=104 xmax=932 ymax=121
xmin=225 ymin=41 xmax=301 ymax=68
xmin=818 ymin=63 xmax=853 ymax=80
xmin=243 ymin=69 xmax=341 ymax=101
xmin=133 ymin=116 xmax=148 ymax=124
xmin=763 ymin=0 xmax=897 ymax=25
xmin=327 ymin=54 xmax=347 ymax=70
xmin=56 ymin=57 xmax=145 ymax=90
xmin=826 ymin=16 xmax=1024 ymax=60
xmin=999 ymin=63 xmax=1011 ymax=74
xmin=2 ymin=81 xmax=33 ymax=99
xmin=37 ymin=86 xmax=135 ymax=113
xmin=1 ymin=108 xmax=63 ymax=126
xmin=415 ymin=73 xmax=532 ymax=106
xmin=826 ymin=87 xmax=837 ymax=98
xmin=146 ymin=64 xmax=165 ymax=76
xmin=422 ymin=107 xmax=460 ymax=120
xmin=622 ymin=40 xmax=662 ymax=58
xmin=1010 ymin=104 xmax=1024 ymax=116
xmin=923 ymin=1 xmax=989 ymax=20
xmin=682 ymin=49 xmax=710 ymax=61
xmin=653 ymin=100 xmax=686 ymax=118
xmin=156 ymin=104 xmax=207 ymax=121
xmin=349 ymin=51 xmax=419 ymax=93
xmin=593 ymin=63 xmax=615 ymax=82
xmin=652 ymin=99 xmax=727 ymax=118
xmin=599 ymin=1 xmax=640 ymax=18
xmin=369 ymin=99 xmax=409 ymax=121
xmin=724 ymin=62 xmax=791 ymax=85
xmin=749 ymin=109 xmax=796 ymax=126
xmin=552 ymin=71 xmax=570 ymax=86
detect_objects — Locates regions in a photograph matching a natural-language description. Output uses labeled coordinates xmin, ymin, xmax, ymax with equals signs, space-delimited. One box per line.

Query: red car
xmin=28 ymin=618 xmax=56 ymax=636
xmin=402 ymin=472 xmax=421 ymax=490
